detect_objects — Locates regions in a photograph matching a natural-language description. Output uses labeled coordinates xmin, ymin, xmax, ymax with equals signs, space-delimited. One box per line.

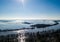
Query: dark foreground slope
xmin=25 ymin=29 xmax=60 ymax=42
xmin=0 ymin=29 xmax=60 ymax=42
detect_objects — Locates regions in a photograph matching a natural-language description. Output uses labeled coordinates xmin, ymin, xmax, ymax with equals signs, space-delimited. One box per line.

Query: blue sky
xmin=0 ymin=0 xmax=60 ymax=20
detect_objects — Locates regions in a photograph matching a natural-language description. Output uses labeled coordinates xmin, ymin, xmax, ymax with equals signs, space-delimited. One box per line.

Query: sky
xmin=0 ymin=0 xmax=60 ymax=20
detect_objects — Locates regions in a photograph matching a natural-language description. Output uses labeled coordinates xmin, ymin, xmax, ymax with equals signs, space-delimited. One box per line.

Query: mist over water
xmin=0 ymin=20 xmax=58 ymax=30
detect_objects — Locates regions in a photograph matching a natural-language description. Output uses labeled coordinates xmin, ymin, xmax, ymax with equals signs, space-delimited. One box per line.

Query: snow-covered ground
xmin=0 ymin=20 xmax=60 ymax=36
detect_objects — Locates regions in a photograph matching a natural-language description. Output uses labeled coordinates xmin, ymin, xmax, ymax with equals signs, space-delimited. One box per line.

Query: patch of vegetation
xmin=25 ymin=29 xmax=60 ymax=42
